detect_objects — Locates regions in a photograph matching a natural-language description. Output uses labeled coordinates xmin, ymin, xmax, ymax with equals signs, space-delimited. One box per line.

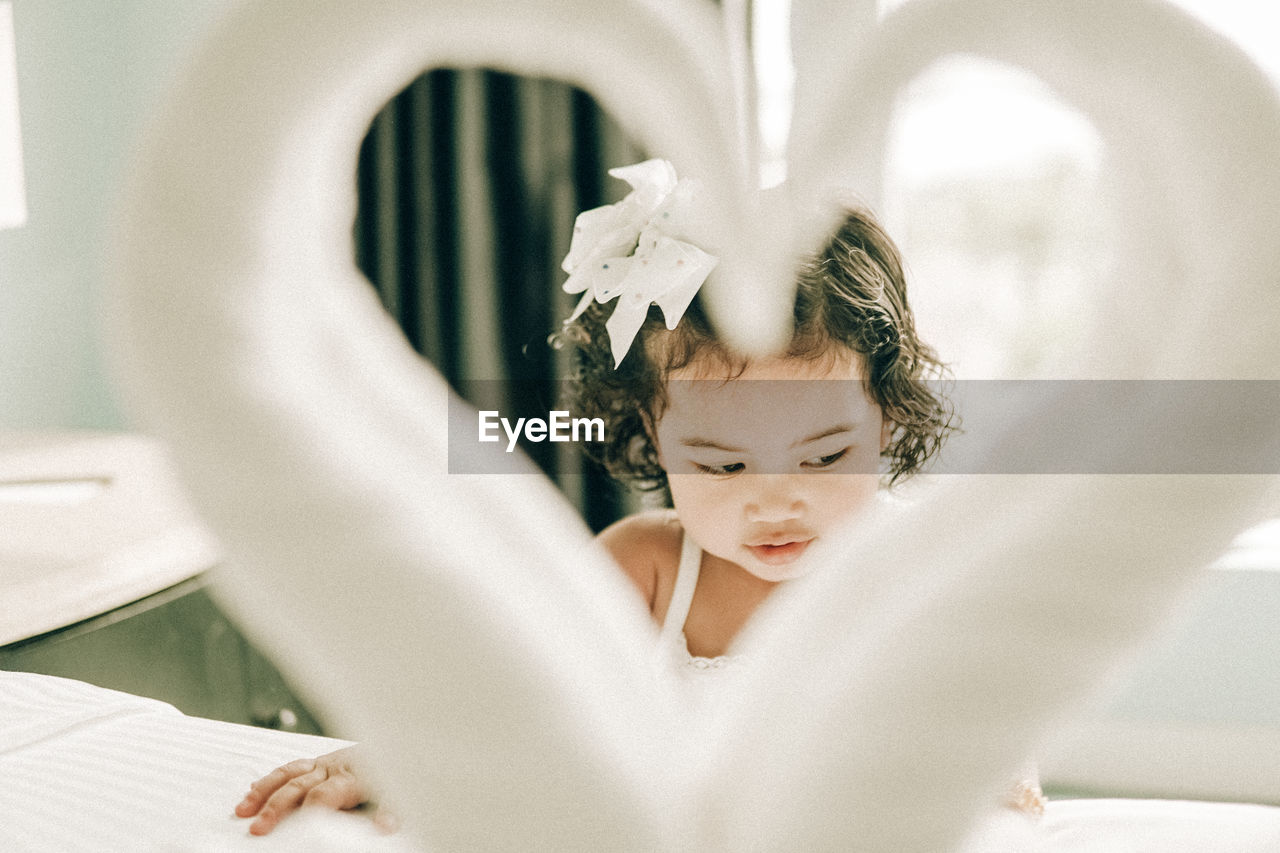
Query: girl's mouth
xmin=747 ymin=539 xmax=813 ymax=566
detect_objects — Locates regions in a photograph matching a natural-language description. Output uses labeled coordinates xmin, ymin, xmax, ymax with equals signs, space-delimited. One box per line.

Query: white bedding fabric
xmin=5 ymin=670 xmax=1280 ymax=852
xmin=0 ymin=670 xmax=407 ymax=852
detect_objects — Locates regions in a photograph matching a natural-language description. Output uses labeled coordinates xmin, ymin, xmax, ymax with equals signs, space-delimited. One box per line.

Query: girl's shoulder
xmin=597 ymin=509 xmax=685 ymax=618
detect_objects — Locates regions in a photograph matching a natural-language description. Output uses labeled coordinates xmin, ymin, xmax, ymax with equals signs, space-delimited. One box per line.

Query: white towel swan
xmin=107 ymin=1 xmax=1280 ymax=850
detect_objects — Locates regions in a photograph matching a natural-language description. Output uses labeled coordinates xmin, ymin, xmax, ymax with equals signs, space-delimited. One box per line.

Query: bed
xmin=0 ymin=670 xmax=407 ymax=851
xmin=5 ymin=669 xmax=1280 ymax=852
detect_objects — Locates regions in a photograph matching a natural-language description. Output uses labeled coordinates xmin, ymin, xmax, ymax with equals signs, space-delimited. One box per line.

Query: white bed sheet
xmin=1041 ymin=798 xmax=1280 ymax=852
xmin=6 ymin=669 xmax=1280 ymax=852
xmin=0 ymin=670 xmax=404 ymax=852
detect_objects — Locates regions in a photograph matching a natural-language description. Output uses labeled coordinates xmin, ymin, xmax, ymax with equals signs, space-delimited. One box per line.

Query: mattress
xmin=6 ymin=668 xmax=1280 ymax=852
xmin=0 ymin=670 xmax=403 ymax=851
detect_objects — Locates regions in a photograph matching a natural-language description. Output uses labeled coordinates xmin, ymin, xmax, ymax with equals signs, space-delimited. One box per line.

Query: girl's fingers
xmin=235 ymin=759 xmax=317 ymax=817
xmin=300 ymin=770 xmax=365 ymax=811
xmin=248 ymin=766 xmax=328 ymax=835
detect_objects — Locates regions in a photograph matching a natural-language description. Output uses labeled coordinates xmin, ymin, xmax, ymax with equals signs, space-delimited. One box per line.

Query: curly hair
xmin=554 ymin=206 xmax=955 ymax=497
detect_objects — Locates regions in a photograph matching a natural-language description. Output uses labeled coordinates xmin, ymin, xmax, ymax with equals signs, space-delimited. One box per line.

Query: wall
xmin=0 ymin=0 xmax=225 ymax=428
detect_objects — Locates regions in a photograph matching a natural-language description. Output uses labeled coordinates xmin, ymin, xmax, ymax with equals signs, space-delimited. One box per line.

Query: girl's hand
xmin=234 ymin=746 xmax=397 ymax=835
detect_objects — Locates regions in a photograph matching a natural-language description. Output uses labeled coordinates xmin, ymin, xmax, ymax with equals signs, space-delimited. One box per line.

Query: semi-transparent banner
xmin=446 ymin=380 xmax=1280 ymax=475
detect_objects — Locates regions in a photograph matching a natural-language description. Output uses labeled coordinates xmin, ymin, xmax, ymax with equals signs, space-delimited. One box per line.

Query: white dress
xmin=655 ymin=528 xmax=742 ymax=706
xmin=655 ymin=525 xmax=1045 ymax=819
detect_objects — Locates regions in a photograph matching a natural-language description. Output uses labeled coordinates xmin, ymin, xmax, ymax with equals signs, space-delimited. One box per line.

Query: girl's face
xmin=653 ymin=349 xmax=886 ymax=583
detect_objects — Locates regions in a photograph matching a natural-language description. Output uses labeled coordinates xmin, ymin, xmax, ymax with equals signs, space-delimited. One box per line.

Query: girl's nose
xmin=744 ymin=475 xmax=805 ymax=523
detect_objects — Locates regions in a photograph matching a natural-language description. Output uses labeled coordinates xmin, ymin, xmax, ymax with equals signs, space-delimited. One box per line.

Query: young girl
xmin=235 ymin=161 xmax=1044 ymax=835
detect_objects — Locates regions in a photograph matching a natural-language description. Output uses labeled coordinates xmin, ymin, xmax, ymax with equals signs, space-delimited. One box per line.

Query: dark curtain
xmin=352 ymin=69 xmax=641 ymax=532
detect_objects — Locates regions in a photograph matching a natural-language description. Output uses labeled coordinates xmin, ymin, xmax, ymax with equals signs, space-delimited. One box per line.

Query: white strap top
xmin=651 ymin=520 xmax=1044 ymax=816
xmin=658 ymin=530 xmax=737 ymax=672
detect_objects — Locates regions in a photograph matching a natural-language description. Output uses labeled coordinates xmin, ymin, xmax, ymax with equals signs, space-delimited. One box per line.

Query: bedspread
xmin=5 ymin=670 xmax=1280 ymax=851
xmin=0 ymin=670 xmax=406 ymax=852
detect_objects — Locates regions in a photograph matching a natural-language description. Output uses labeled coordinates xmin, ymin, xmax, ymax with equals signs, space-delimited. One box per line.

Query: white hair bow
xmin=561 ymin=158 xmax=719 ymax=367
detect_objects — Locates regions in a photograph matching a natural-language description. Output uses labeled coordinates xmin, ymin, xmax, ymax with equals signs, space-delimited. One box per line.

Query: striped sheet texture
xmin=0 ymin=670 xmax=403 ymax=851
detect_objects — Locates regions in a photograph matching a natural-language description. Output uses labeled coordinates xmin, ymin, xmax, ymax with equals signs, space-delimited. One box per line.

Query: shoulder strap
xmin=657 ymin=528 xmax=701 ymax=648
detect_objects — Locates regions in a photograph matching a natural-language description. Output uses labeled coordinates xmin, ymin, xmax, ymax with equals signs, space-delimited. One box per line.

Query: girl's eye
xmin=801 ymin=448 xmax=849 ymax=469
xmin=692 ymin=461 xmax=745 ymax=476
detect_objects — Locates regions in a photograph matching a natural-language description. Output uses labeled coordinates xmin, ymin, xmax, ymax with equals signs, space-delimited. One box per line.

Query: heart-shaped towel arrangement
xmin=107 ymin=0 xmax=1280 ymax=850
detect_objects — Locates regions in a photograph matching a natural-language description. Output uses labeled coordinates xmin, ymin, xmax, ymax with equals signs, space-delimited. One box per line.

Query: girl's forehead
xmin=658 ymin=354 xmax=880 ymax=445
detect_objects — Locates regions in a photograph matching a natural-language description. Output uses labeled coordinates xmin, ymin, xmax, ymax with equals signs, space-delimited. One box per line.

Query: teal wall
xmin=0 ymin=1 xmax=225 ymax=428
